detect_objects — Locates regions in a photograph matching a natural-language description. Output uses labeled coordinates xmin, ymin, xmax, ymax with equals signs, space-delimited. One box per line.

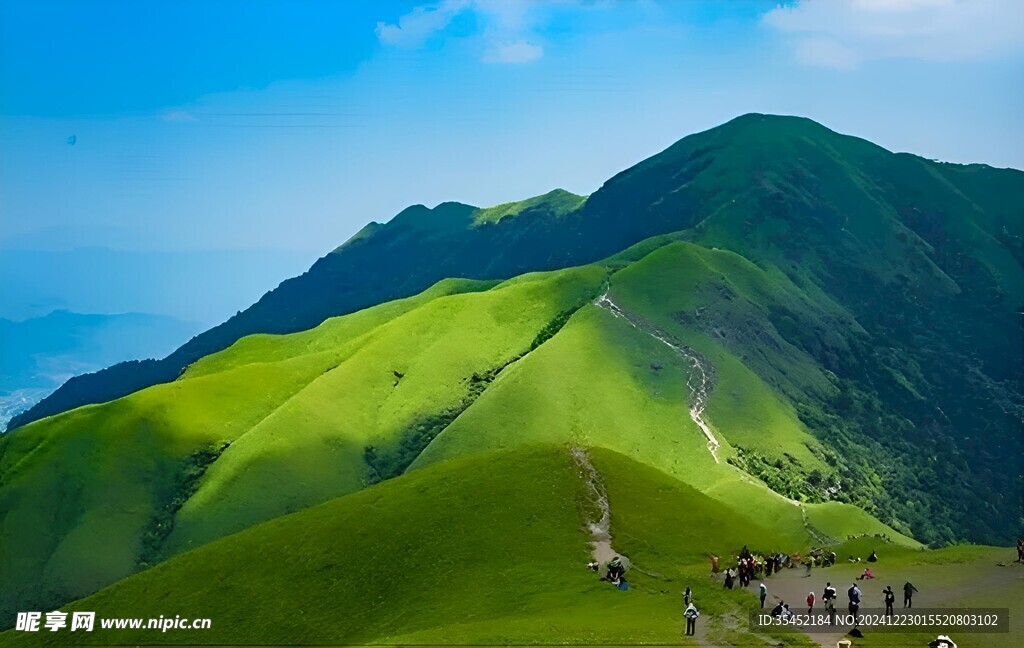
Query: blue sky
xmin=2 ymin=0 xmax=1022 ymax=323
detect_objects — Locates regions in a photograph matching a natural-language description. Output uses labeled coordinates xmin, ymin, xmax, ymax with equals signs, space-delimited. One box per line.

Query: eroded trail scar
xmin=571 ymin=447 xmax=621 ymax=566
xmin=594 ymin=292 xmax=721 ymax=463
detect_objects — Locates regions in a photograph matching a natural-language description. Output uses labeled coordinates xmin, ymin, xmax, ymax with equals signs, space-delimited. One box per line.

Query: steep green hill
xmin=414 ymin=242 xmax=918 ymax=545
xmin=0 ymin=269 xmax=606 ymax=619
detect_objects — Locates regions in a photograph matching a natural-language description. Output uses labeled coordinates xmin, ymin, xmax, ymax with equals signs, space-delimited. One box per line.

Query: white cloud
xmin=375 ymin=0 xmax=469 ymax=48
xmin=763 ymin=0 xmax=1024 ymax=69
xmin=375 ymin=0 xmax=553 ymax=63
xmin=484 ymin=40 xmax=544 ymax=63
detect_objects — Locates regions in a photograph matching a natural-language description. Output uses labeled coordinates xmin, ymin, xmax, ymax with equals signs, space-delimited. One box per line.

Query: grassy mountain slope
xmin=165 ymin=266 xmax=606 ymax=553
xmin=414 ymin=242 xmax=917 ymax=547
xmin=0 ymin=278 xmax=495 ymax=618
xmin=0 ymin=446 xmax=814 ymax=647
xmin=0 ymin=220 xmax=987 ymax=625
xmin=2 ymin=448 xmax=1009 ymax=647
xmin=8 ymin=193 xmax=597 ymax=430
xmin=1 ymin=241 xmax=914 ymax=624
xmin=0 ymin=269 xmax=604 ymax=620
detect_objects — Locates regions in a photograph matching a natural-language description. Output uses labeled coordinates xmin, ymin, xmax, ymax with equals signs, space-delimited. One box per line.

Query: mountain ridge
xmin=18 ymin=112 xmax=1016 ymax=431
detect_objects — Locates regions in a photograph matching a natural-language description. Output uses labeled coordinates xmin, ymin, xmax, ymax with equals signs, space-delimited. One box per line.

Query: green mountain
xmin=14 ymin=115 xmax=1021 ymax=444
xmin=0 ymin=115 xmax=1021 ymax=638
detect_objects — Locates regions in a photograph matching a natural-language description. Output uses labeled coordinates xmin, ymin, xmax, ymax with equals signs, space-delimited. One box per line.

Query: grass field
xmin=1 ymin=445 xmax=1007 ymax=647
xmin=0 ymin=446 xmax=819 ymax=647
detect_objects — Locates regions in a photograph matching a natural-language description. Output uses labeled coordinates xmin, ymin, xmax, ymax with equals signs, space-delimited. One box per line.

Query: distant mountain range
xmin=1 ymin=115 xmax=1020 ymax=633
xmin=0 ymin=247 xmax=313 ymax=324
xmin=0 ymin=310 xmax=200 ymax=430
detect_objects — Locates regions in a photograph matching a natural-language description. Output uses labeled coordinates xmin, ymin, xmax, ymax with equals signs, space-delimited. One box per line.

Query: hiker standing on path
xmin=806 ymin=591 xmax=815 ymax=615
xmin=903 ymin=581 xmax=919 ymax=608
xmin=823 ymin=582 xmax=837 ymax=604
xmin=1016 ymin=537 xmax=1023 ymax=563
xmin=758 ymin=582 xmax=767 ymax=608
xmin=683 ymin=587 xmax=692 ymax=606
xmin=683 ymin=602 xmax=700 ymax=637
xmin=883 ymin=586 xmax=896 ymax=618
xmin=723 ymin=568 xmax=735 ymax=589
xmin=848 ymin=583 xmax=862 ymax=623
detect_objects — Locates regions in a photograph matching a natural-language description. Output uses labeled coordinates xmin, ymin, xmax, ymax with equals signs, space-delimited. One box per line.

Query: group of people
xmin=721 ymin=546 xmax=779 ymax=589
xmin=722 ymin=544 xmax=839 ymax=590
xmin=703 ymin=574 xmax=923 ymax=640
xmin=592 ymin=544 xmax=934 ymax=638
xmin=765 ymin=579 xmax=919 ymax=625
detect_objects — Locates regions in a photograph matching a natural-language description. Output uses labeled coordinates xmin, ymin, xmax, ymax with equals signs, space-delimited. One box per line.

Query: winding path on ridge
xmin=593 ymin=291 xmax=835 ymax=544
xmin=594 ymin=292 xmax=721 ymax=463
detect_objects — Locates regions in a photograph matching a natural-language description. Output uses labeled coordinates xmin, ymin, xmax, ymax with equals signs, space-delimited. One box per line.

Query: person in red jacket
xmin=806 ymin=591 xmax=815 ymax=615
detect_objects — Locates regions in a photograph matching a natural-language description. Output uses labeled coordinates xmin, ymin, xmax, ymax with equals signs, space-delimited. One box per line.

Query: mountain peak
xmin=384 ymin=201 xmax=477 ymax=232
xmin=472 ymin=188 xmax=586 ymax=225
